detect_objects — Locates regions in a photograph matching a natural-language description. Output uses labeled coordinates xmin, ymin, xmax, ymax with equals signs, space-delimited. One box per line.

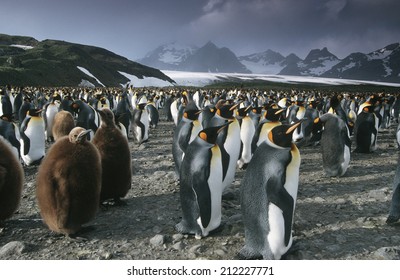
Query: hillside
xmin=0 ymin=34 xmax=175 ymax=87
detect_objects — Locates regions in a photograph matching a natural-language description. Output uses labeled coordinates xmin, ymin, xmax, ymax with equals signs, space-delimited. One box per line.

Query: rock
xmin=0 ymin=241 xmax=26 ymax=257
xmin=172 ymin=241 xmax=185 ymax=250
xmin=150 ymin=234 xmax=165 ymax=246
xmin=372 ymin=247 xmax=400 ymax=260
xmin=172 ymin=233 xmax=184 ymax=242
xmin=214 ymin=249 xmax=227 ymax=256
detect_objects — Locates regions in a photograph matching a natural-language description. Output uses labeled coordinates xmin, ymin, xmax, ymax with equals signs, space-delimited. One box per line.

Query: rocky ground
xmin=1 ymin=112 xmax=400 ymax=260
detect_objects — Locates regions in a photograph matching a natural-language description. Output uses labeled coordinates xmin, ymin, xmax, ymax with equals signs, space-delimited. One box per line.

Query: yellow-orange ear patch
xmin=314 ymin=117 xmax=320 ymax=124
xmin=199 ymin=132 xmax=207 ymax=141
xmin=183 ymin=112 xmax=188 ymax=118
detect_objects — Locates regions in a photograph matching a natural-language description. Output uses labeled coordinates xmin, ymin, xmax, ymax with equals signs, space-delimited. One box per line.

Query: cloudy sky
xmin=1 ymin=0 xmax=399 ymax=60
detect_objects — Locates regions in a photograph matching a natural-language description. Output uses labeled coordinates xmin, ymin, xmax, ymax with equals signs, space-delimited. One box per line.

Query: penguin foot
xmin=68 ymin=225 xmax=96 ymax=238
xmin=113 ymin=198 xmax=128 ymax=206
xmin=386 ymin=215 xmax=400 ymax=225
xmin=236 ymin=246 xmax=263 ymax=260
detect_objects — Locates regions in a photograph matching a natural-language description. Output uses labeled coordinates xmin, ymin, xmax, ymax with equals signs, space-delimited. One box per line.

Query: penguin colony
xmin=1 ymin=84 xmax=400 ymax=259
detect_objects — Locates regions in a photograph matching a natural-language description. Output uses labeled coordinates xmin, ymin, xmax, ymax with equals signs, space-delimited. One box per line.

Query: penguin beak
xmin=77 ymin=129 xmax=91 ymax=142
xmin=286 ymin=120 xmax=303 ymax=135
xmin=229 ymin=101 xmax=243 ymax=111
xmin=275 ymin=108 xmax=284 ymax=115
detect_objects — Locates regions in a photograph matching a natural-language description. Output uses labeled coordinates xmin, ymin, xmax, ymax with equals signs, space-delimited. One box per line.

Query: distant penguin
xmin=92 ymin=108 xmax=132 ymax=205
xmin=0 ymin=88 xmax=13 ymax=118
xmin=146 ymin=101 xmax=159 ymax=128
xmin=175 ymin=123 xmax=228 ymax=238
xmin=387 ymin=154 xmax=400 ymax=224
xmin=0 ymin=116 xmax=21 ymax=159
xmin=0 ymin=137 xmax=24 ymax=222
xmin=354 ymin=103 xmax=379 ymax=153
xmin=238 ymin=122 xmax=302 ymax=260
xmin=313 ymin=113 xmax=351 ymax=177
xmin=114 ymin=92 xmax=132 ymax=137
xmin=200 ymin=104 xmax=216 ymax=129
xmin=52 ymin=110 xmax=75 ymax=141
xmin=131 ymin=102 xmax=149 ymax=145
xmin=236 ymin=105 xmax=255 ymax=169
xmin=172 ymin=101 xmax=202 ymax=176
xmin=20 ymin=109 xmax=45 ymax=166
xmin=43 ymin=98 xmax=61 ymax=142
xmin=71 ymin=99 xmax=100 ymax=140
xmin=36 ymin=127 xmax=101 ymax=235
xmin=18 ymin=96 xmax=34 ymax=123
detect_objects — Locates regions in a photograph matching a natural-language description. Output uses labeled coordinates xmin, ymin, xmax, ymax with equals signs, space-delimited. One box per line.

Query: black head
xmin=268 ymin=122 xmax=302 ymax=148
xmin=183 ymin=101 xmax=201 ymax=121
xmin=198 ymin=122 xmax=231 ymax=144
xmin=27 ymin=109 xmax=42 ymax=117
xmin=264 ymin=107 xmax=284 ymax=122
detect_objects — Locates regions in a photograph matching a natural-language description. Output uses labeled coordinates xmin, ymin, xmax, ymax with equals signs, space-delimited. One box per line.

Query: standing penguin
xmin=43 ymin=96 xmax=61 ymax=142
xmin=209 ymin=101 xmax=242 ymax=191
xmin=0 ymin=137 xmax=24 ymax=222
xmin=0 ymin=88 xmax=13 ymax=118
xmin=36 ymin=127 xmax=101 ymax=235
xmin=92 ymin=108 xmax=132 ymax=205
xmin=0 ymin=116 xmax=21 ymax=159
xmin=113 ymin=92 xmax=132 ymax=138
xmin=52 ymin=110 xmax=75 ymax=142
xmin=387 ymin=154 xmax=400 ymax=224
xmin=146 ymin=99 xmax=159 ymax=128
xmin=20 ymin=109 xmax=45 ymax=166
xmin=354 ymin=103 xmax=379 ymax=153
xmin=236 ymin=105 xmax=255 ymax=169
xmin=238 ymin=122 xmax=302 ymax=260
xmin=131 ymin=102 xmax=149 ymax=145
xmin=313 ymin=113 xmax=351 ymax=177
xmin=71 ymin=99 xmax=100 ymax=140
xmin=175 ymin=123 xmax=228 ymax=238
xmin=172 ymin=101 xmax=202 ymax=177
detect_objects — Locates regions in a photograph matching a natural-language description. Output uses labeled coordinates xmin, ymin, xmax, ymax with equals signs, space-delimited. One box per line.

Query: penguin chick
xmin=92 ymin=108 xmax=132 ymax=205
xmin=52 ymin=110 xmax=75 ymax=141
xmin=36 ymin=127 xmax=101 ymax=235
xmin=0 ymin=137 xmax=24 ymax=222
xmin=239 ymin=121 xmax=302 ymax=260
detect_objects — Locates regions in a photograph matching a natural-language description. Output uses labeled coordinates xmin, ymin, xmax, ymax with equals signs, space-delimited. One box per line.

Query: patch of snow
xmin=118 ymin=71 xmax=174 ymax=87
xmin=10 ymin=44 xmax=34 ymax=50
xmin=308 ymin=59 xmax=341 ymax=75
xmin=240 ymin=60 xmax=285 ymax=74
xmin=78 ymin=79 xmax=95 ymax=88
xmin=367 ymin=48 xmax=393 ymax=60
xmin=76 ymin=66 xmax=105 ymax=87
xmin=338 ymin=62 xmax=356 ymax=72
xmin=383 ymin=59 xmax=392 ymax=77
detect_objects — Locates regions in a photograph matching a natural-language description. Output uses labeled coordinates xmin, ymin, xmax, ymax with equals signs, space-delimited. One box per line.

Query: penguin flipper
xmin=192 ymin=168 xmax=212 ymax=229
xmin=219 ymin=145 xmax=230 ymax=182
xmin=266 ymin=175 xmax=294 ymax=247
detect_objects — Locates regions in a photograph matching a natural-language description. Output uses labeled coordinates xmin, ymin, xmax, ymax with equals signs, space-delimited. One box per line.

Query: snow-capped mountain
xmin=137 ymin=42 xmax=198 ymax=71
xmin=322 ymin=43 xmax=400 ymax=82
xmin=238 ymin=49 xmax=287 ymax=74
xmin=138 ymin=41 xmax=250 ymax=74
xmin=138 ymin=42 xmax=400 ymax=83
xmin=279 ymin=47 xmax=341 ymax=76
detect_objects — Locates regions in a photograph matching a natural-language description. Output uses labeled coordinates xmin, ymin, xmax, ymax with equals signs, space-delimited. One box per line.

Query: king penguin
xmin=20 ymin=109 xmax=45 ymax=166
xmin=236 ymin=105 xmax=256 ymax=169
xmin=0 ymin=137 xmax=24 ymax=222
xmin=172 ymin=101 xmax=202 ymax=177
xmin=313 ymin=113 xmax=351 ymax=177
xmin=71 ymin=99 xmax=100 ymax=140
xmin=131 ymin=102 xmax=149 ymax=145
xmin=209 ymin=101 xmax=242 ymax=191
xmin=43 ymin=94 xmax=61 ymax=142
xmin=354 ymin=103 xmax=379 ymax=153
xmin=238 ymin=121 xmax=302 ymax=260
xmin=92 ymin=108 xmax=132 ymax=205
xmin=387 ymin=154 xmax=400 ymax=224
xmin=0 ymin=115 xmax=21 ymax=159
xmin=175 ymin=123 xmax=229 ymax=239
xmin=36 ymin=127 xmax=101 ymax=235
